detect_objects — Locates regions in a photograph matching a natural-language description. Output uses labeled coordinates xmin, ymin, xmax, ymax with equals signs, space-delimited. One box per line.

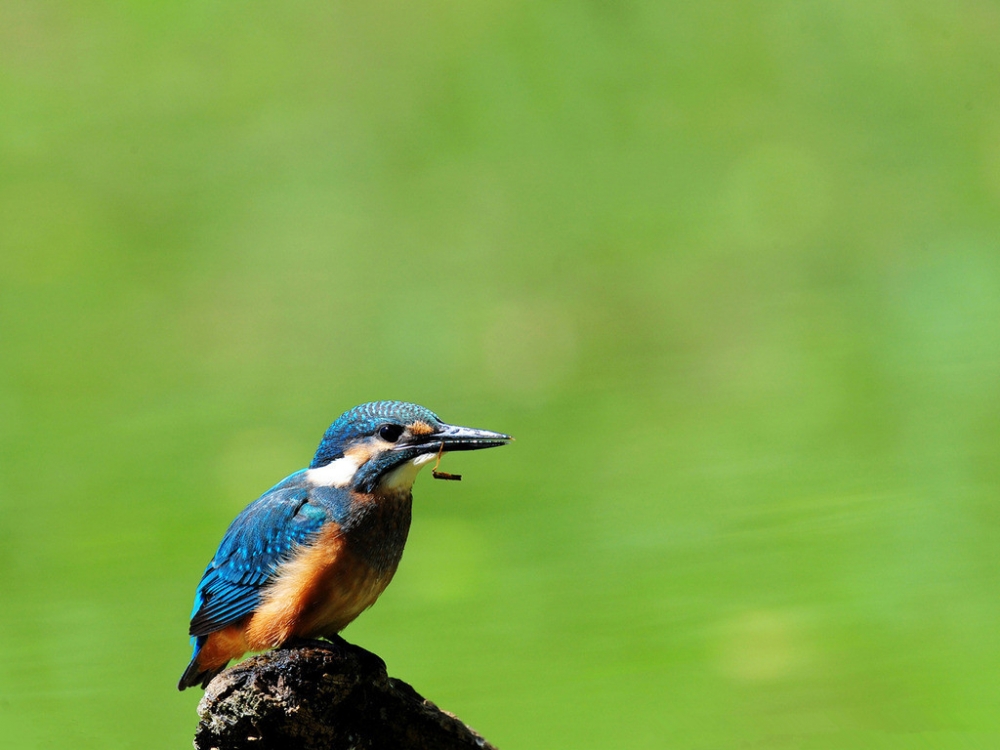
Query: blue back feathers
xmin=188 ymin=472 xmax=351 ymax=637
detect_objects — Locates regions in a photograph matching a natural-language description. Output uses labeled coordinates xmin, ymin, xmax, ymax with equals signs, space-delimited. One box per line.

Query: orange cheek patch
xmin=409 ymin=421 xmax=435 ymax=437
xmin=344 ymin=443 xmax=375 ymax=464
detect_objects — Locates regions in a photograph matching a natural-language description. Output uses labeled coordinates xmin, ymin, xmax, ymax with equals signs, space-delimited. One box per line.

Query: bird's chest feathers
xmin=340 ymin=490 xmax=413 ymax=574
xmin=248 ymin=491 xmax=411 ymax=644
xmin=297 ymin=493 xmax=412 ymax=635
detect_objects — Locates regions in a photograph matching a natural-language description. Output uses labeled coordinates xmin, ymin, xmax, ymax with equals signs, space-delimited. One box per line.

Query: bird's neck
xmin=342 ymin=490 xmax=413 ymax=575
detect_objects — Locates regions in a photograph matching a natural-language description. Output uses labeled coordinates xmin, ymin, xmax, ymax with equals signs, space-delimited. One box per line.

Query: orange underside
xmin=194 ymin=522 xmax=393 ymax=672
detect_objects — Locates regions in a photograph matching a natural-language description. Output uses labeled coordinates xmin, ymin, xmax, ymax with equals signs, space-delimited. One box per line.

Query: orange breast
xmin=244 ymin=522 xmax=396 ymax=650
xmin=196 ymin=623 xmax=252 ymax=672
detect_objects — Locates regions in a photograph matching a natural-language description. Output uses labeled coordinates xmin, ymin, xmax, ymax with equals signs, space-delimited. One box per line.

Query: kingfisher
xmin=178 ymin=401 xmax=511 ymax=691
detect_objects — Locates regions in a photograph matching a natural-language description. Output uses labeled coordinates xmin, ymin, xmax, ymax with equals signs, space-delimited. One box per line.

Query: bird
xmin=178 ymin=401 xmax=512 ymax=691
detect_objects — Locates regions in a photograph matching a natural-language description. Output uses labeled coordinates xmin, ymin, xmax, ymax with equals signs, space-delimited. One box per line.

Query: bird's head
xmin=307 ymin=401 xmax=512 ymax=494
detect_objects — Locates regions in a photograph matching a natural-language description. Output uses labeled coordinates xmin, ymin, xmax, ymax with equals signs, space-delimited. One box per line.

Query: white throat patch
xmin=305 ymin=450 xmax=436 ymax=492
xmin=380 ymin=452 xmax=436 ymax=492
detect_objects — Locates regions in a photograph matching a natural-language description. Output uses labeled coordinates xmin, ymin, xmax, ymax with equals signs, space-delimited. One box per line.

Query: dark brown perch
xmin=193 ymin=638 xmax=497 ymax=750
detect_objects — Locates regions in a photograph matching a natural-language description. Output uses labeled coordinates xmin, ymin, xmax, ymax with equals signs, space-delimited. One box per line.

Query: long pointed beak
xmin=400 ymin=423 xmax=513 ymax=453
xmin=433 ymin=423 xmax=513 ymax=452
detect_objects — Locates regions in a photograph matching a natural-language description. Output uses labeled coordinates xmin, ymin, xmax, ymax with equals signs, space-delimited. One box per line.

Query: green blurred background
xmin=3 ymin=2 xmax=1000 ymax=748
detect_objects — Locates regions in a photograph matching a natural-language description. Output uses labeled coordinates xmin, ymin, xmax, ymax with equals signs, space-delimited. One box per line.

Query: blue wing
xmin=187 ymin=472 xmax=343 ymax=637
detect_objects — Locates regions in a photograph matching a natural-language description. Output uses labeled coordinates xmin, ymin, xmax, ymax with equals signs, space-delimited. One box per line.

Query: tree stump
xmin=194 ymin=639 xmax=497 ymax=750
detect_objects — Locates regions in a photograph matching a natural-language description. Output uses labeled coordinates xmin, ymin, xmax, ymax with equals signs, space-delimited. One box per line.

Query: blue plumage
xmin=310 ymin=401 xmax=442 ymax=468
xmin=179 ymin=401 xmax=512 ymax=691
xmin=188 ymin=473 xmax=351 ymax=637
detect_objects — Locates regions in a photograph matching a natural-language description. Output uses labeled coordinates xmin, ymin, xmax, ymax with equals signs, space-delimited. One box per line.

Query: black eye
xmin=378 ymin=424 xmax=404 ymax=443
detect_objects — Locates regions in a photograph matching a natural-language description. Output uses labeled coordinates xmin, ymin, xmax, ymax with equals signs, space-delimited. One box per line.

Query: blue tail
xmin=177 ymin=636 xmax=223 ymax=691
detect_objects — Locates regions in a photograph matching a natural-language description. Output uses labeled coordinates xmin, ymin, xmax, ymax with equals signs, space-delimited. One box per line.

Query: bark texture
xmin=193 ymin=639 xmax=497 ymax=750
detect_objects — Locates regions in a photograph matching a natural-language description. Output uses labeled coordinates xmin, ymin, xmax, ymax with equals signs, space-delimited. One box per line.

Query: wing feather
xmin=187 ymin=479 xmax=333 ymax=637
